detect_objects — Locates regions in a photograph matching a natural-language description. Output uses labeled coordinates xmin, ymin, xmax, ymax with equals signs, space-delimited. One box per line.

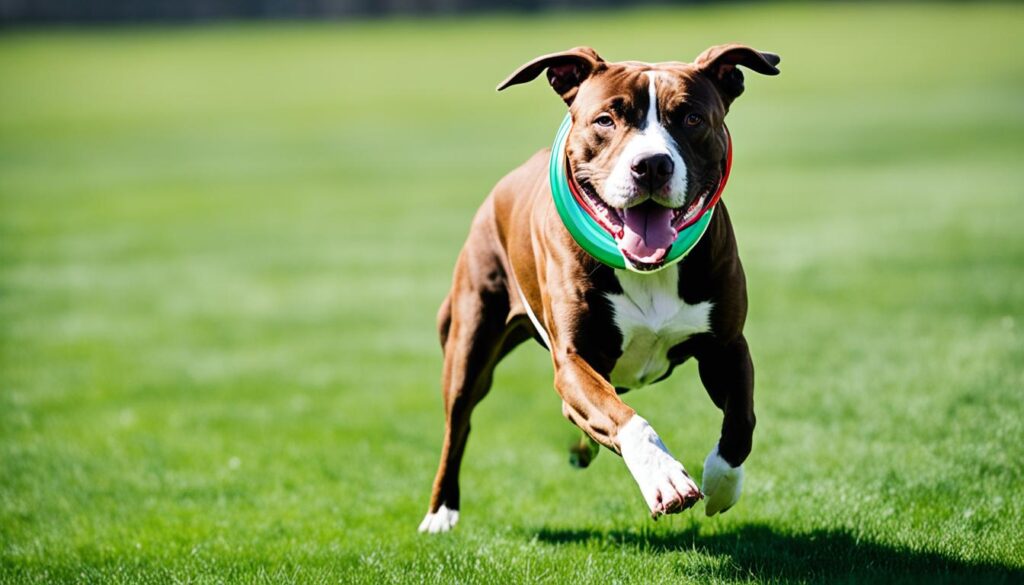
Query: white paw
xmin=702 ymin=445 xmax=744 ymax=516
xmin=417 ymin=504 xmax=459 ymax=534
xmin=618 ymin=415 xmax=702 ymax=518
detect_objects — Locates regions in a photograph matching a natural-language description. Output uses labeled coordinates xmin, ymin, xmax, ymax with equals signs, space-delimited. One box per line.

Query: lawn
xmin=1 ymin=3 xmax=1023 ymax=583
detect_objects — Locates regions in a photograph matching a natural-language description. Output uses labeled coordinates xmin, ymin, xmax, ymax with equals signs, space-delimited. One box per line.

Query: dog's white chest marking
xmin=607 ymin=268 xmax=712 ymax=389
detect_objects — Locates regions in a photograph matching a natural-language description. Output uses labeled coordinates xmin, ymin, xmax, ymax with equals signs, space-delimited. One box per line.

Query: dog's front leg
xmin=554 ymin=350 xmax=703 ymax=518
xmin=697 ymin=335 xmax=755 ymax=516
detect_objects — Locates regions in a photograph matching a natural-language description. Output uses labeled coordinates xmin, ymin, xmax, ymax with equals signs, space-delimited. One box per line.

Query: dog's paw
xmin=619 ymin=416 xmax=702 ymax=518
xmin=417 ymin=504 xmax=459 ymax=534
xmin=702 ymin=445 xmax=744 ymax=516
xmin=569 ymin=433 xmax=600 ymax=469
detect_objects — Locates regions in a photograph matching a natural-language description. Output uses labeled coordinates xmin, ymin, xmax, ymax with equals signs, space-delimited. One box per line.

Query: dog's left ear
xmin=696 ymin=44 xmax=780 ymax=105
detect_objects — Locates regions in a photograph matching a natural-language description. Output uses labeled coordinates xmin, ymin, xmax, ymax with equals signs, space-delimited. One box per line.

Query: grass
xmin=2 ymin=3 xmax=1023 ymax=583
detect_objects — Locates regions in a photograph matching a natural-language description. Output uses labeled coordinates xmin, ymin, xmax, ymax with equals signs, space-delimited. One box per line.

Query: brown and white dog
xmin=419 ymin=45 xmax=780 ymax=533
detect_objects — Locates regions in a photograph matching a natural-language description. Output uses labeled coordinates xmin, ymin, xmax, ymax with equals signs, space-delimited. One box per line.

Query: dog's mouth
xmin=576 ymin=181 xmax=710 ymax=270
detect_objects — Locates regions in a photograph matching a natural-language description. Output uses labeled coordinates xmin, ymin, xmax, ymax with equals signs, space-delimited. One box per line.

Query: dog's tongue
xmin=618 ymin=201 xmax=677 ymax=264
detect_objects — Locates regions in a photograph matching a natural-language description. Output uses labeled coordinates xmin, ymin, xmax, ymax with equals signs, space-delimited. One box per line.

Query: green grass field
xmin=2 ymin=3 xmax=1023 ymax=583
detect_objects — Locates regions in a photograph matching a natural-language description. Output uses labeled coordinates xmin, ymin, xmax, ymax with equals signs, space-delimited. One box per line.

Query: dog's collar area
xmin=549 ymin=114 xmax=732 ymax=272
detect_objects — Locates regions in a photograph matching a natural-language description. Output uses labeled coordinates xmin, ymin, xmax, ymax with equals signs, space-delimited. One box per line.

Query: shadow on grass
xmin=534 ymin=523 xmax=1022 ymax=584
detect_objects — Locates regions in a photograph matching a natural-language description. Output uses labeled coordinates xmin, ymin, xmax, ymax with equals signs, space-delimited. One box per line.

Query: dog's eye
xmin=594 ymin=114 xmax=615 ymax=128
xmin=685 ymin=113 xmax=704 ymax=127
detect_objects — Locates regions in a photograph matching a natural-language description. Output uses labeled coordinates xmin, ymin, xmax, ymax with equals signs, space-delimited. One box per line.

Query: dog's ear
xmin=695 ymin=44 xmax=780 ymax=105
xmin=497 ymin=47 xmax=605 ymax=106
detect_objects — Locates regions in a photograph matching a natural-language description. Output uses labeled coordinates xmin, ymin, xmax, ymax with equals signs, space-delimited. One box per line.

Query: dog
xmin=419 ymin=44 xmax=780 ymax=533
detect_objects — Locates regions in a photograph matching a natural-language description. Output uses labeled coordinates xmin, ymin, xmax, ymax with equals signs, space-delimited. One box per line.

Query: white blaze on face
xmin=602 ymin=71 xmax=688 ymax=209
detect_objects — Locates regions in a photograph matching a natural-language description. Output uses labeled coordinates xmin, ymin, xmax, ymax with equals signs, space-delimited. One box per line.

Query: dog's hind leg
xmin=419 ymin=238 xmax=527 ymax=533
xmin=567 ymin=419 xmax=600 ymax=469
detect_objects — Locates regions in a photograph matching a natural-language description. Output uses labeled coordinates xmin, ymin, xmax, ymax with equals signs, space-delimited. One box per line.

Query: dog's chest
xmin=606 ymin=268 xmax=712 ymax=389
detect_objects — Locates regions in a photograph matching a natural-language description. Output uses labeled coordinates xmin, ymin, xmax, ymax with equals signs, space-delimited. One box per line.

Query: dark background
xmin=2 ymin=0 xmax=719 ymax=25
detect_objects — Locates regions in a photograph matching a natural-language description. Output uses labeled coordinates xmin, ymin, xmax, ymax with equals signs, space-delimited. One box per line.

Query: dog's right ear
xmin=496 ymin=47 xmax=605 ymax=106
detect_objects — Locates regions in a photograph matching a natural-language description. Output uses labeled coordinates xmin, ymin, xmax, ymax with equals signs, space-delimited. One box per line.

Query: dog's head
xmin=498 ymin=45 xmax=780 ymax=271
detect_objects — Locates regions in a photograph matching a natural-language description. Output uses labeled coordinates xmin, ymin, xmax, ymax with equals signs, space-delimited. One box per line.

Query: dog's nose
xmin=631 ymin=154 xmax=674 ymax=192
